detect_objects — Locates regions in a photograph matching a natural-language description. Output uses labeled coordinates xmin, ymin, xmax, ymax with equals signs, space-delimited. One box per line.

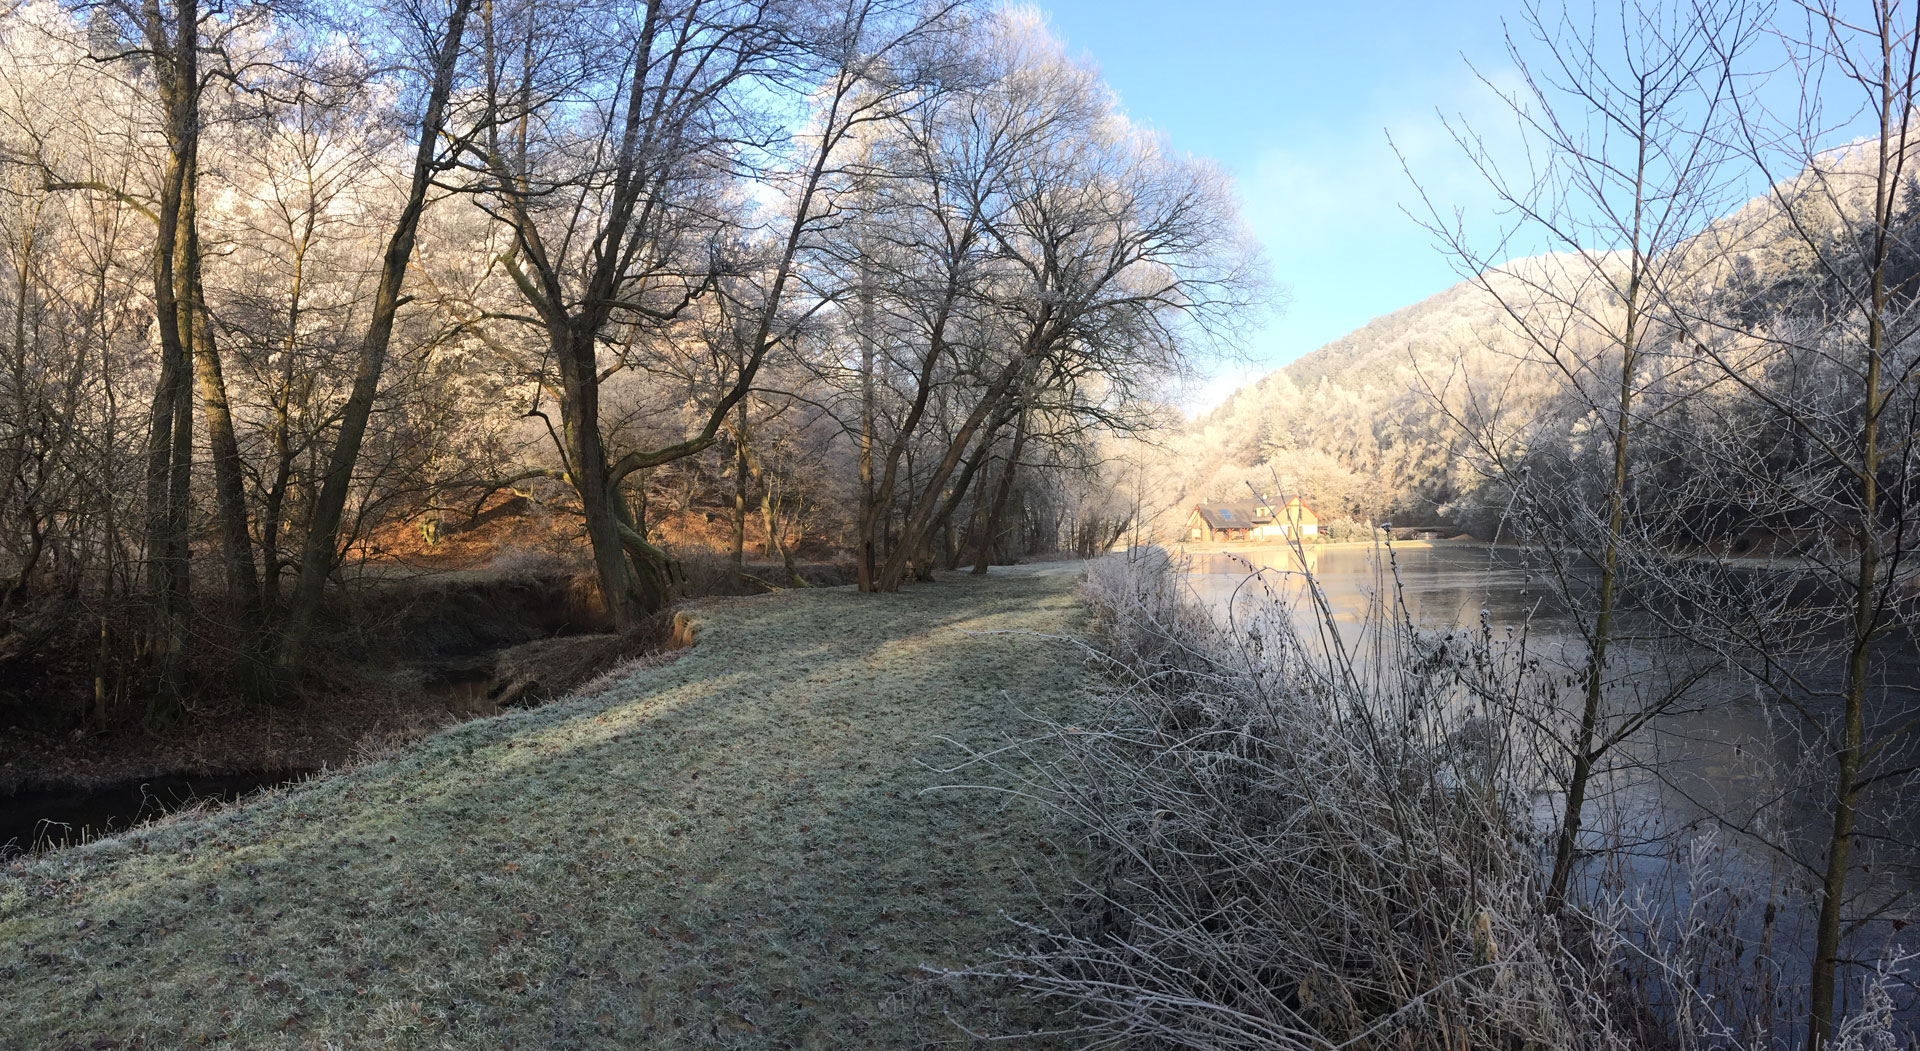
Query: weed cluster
xmin=960 ymin=552 xmax=1914 ymax=1049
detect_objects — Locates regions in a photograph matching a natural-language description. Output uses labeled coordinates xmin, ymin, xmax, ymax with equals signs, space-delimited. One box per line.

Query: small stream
xmin=0 ymin=770 xmax=311 ymax=859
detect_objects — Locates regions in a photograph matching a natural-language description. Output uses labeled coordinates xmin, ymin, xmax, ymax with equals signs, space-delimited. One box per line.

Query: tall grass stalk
xmin=942 ymin=548 xmax=1910 ymax=1049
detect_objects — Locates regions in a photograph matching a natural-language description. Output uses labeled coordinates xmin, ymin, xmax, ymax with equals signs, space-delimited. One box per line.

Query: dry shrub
xmin=673 ymin=549 xmax=851 ymax=598
xmin=948 ymin=550 xmax=1639 ymax=1049
xmin=953 ymin=550 xmax=1918 ymax=1049
xmin=484 ymin=544 xmax=577 ymax=579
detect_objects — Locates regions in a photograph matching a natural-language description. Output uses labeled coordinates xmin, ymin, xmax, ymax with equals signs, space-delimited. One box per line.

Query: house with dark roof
xmin=1186 ymin=498 xmax=1319 ymax=543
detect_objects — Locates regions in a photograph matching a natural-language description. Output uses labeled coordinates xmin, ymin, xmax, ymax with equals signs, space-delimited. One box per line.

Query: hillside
xmin=0 ymin=569 xmax=1092 ymax=1049
xmin=1169 ymin=262 xmax=1576 ymax=532
xmin=1279 ymin=274 xmax=1516 ymax=392
xmin=1171 ymin=140 xmax=1919 ymax=540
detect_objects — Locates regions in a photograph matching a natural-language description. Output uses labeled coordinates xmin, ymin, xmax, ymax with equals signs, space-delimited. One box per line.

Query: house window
xmin=1218 ymin=509 xmax=1235 ymax=520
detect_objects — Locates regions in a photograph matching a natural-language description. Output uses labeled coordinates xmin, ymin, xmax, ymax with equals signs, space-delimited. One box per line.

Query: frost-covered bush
xmin=963 ymin=552 xmax=1916 ymax=1050
xmin=956 ymin=552 xmax=1662 ymax=1049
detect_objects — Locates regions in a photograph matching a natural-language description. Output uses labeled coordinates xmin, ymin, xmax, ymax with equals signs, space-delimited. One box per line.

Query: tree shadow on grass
xmin=2 ymin=567 xmax=1090 ymax=1050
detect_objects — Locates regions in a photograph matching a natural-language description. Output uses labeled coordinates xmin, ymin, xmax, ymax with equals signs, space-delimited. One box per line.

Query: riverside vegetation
xmin=6 ymin=0 xmax=1920 ymax=1046
xmin=1108 ymin=6 xmax=1920 ymax=1046
xmin=2 ymin=550 xmax=1912 ymax=1048
xmin=955 ymin=551 xmax=1912 ymax=1050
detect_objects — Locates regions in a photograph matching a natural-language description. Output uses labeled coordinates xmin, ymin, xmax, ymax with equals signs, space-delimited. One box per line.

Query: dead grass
xmin=0 ymin=566 xmax=1092 ymax=1049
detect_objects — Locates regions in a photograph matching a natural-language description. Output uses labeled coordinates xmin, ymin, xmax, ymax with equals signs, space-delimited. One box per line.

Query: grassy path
xmin=2 ymin=567 xmax=1089 ymax=1049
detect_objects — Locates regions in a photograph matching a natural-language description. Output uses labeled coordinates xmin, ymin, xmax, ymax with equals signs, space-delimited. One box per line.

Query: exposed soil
xmin=0 ymin=565 xmax=670 ymax=797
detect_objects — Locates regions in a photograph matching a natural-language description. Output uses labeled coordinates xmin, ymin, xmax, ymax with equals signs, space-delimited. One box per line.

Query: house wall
xmin=1284 ymin=499 xmax=1319 ymax=536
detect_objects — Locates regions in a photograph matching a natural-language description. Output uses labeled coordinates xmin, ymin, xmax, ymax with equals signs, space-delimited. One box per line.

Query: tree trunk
xmin=955 ymin=485 xmax=987 ymax=570
xmin=1808 ymin=221 xmax=1887 ymax=1051
xmin=1546 ymin=263 xmax=1641 ymax=914
xmin=759 ymin=484 xmax=806 ymax=588
xmin=277 ymin=0 xmax=475 ymax=681
xmin=731 ymin=401 xmax=748 ymax=573
xmin=180 ymin=160 xmax=265 ymax=699
xmin=874 ymin=342 xmax=1034 ymax=591
xmin=855 ymin=278 xmax=960 ymax=591
xmin=260 ymin=223 xmax=311 ymax=616
xmin=973 ymin=403 xmax=1027 ymax=574
xmin=856 ymin=271 xmax=878 ymax=591
xmin=906 ymin=396 xmax=1016 ymax=584
xmin=565 ymin=328 xmax=650 ymax=629
xmin=142 ymin=0 xmax=200 ymax=720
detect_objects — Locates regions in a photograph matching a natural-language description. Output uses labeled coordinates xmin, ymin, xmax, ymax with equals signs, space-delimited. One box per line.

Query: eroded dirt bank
xmin=0 ymin=559 xmax=719 ymax=819
xmin=1 ymin=566 xmax=1090 ymax=1049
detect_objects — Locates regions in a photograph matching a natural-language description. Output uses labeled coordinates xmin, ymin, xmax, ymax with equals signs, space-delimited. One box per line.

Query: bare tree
xmin=1664 ymin=4 xmax=1920 ymax=1043
xmin=216 ymin=81 xmax=386 ymax=615
xmin=1412 ymin=0 xmax=1761 ymax=916
xmin=52 ymin=0 xmax=282 ymax=710
xmin=472 ymin=0 xmax=963 ymax=626
xmin=275 ymin=0 xmax=479 ymax=680
xmin=869 ymin=13 xmax=1259 ymax=591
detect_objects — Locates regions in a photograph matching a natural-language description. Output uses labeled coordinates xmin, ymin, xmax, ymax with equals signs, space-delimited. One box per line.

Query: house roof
xmin=1192 ymin=502 xmax=1268 ymax=529
xmin=1191 ymin=497 xmax=1314 ymax=530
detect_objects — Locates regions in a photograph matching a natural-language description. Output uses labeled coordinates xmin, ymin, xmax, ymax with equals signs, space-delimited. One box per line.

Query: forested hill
xmin=1169 ymin=135 xmax=1919 ymax=542
xmin=1176 ymin=264 xmax=1564 ymax=534
xmin=1277 ymin=276 xmax=1501 ymax=392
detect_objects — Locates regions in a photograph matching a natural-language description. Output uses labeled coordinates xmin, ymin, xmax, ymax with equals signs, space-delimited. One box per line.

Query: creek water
xmin=0 ymin=770 xmax=310 ymax=859
xmin=1184 ymin=541 xmax=1919 ymax=1026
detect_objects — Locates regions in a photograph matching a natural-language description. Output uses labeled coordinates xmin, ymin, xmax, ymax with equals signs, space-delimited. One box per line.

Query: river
xmin=1183 ymin=540 xmax=1918 ymax=1028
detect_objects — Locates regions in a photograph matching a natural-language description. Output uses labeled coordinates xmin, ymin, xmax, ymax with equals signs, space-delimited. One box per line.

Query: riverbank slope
xmin=1 ymin=567 xmax=1089 ymax=1049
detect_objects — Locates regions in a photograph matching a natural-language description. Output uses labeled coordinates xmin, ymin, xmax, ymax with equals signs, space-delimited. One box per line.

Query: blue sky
xmin=1031 ymin=0 xmax=1525 ymax=404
